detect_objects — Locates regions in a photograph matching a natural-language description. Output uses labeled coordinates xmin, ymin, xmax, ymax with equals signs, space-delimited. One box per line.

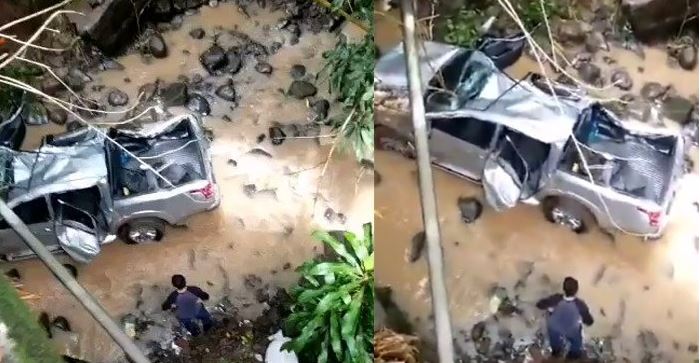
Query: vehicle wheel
xmin=542 ymin=198 xmax=592 ymax=234
xmin=120 ymin=219 xmax=165 ymax=244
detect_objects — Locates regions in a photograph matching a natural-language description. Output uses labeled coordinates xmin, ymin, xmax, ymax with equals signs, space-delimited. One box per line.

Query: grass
xmin=0 ymin=276 xmax=63 ymax=363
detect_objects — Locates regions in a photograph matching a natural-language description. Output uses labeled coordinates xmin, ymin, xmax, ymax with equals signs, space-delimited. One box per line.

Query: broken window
xmin=432 ymin=117 xmax=497 ymax=149
xmin=0 ymin=197 xmax=51 ymax=229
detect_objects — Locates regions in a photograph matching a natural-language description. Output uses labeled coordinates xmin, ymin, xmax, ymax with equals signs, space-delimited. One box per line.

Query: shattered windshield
xmin=426 ymin=51 xmax=493 ymax=112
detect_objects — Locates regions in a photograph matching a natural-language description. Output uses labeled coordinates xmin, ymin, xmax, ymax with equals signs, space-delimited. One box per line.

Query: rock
xmin=638 ymin=330 xmax=659 ymax=351
xmin=23 ymin=103 xmax=49 ymax=126
xmin=471 ymin=321 xmax=486 ymax=341
xmin=170 ymin=15 xmax=184 ymax=29
xmin=557 ymin=20 xmax=586 ymax=43
xmin=151 ymin=0 xmax=173 ymax=18
xmin=77 ymin=0 xmax=152 ymax=55
xmin=678 ymin=46 xmax=697 ymax=70
xmin=147 ymin=32 xmax=168 ymax=58
xmin=310 ymin=99 xmax=330 ymax=121
xmin=611 ymin=69 xmax=633 ymax=90
xmin=185 ymin=94 xmax=211 ymax=115
xmin=224 ymin=49 xmax=243 ymax=74
xmin=269 ymin=126 xmax=286 ymax=145
xmin=290 ymin=64 xmax=306 ymax=79
xmin=577 ymin=63 xmax=602 ymax=85
xmin=45 ymin=104 xmax=68 ymax=125
xmin=65 ymin=68 xmax=92 ymax=91
xmin=270 ymin=41 xmax=283 ymax=54
xmin=107 ymin=89 xmax=129 ymax=107
xmin=215 ymin=81 xmax=236 ymax=102
xmin=101 ymin=58 xmax=124 ymax=71
xmin=288 ymin=80 xmax=317 ymax=99
xmin=4 ymin=268 xmax=20 ymax=281
xmin=662 ymin=96 xmax=694 ymax=123
xmin=39 ymin=312 xmax=52 ymax=338
xmin=408 ymin=231 xmax=425 ymax=262
xmin=640 ymin=82 xmax=667 ymax=101
xmin=584 ymin=32 xmax=609 ymax=53
xmin=52 ymin=316 xmax=71 ymax=332
xmin=689 ymin=344 xmax=699 ymax=353
xmin=189 ymin=28 xmax=205 ymax=39
xmin=457 ymin=197 xmax=482 ymax=224
xmin=161 ymin=82 xmax=188 ymax=107
xmin=209 ymin=0 xmax=218 ymax=7
xmin=622 ymin=0 xmax=699 ymax=41
xmin=248 ymin=148 xmax=272 ymax=157
xmin=66 ymin=121 xmax=84 ymax=132
xmin=200 ymin=44 xmax=227 ymax=74
xmin=255 ymin=62 xmax=273 ymax=74
xmin=243 ymin=184 xmax=257 ymax=197
xmin=257 ymin=134 xmax=266 ymax=143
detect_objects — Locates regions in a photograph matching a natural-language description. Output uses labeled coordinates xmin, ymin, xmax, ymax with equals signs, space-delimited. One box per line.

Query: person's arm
xmin=161 ymin=291 xmax=177 ymax=311
xmin=575 ymin=299 xmax=594 ymax=326
xmin=535 ymin=293 xmax=562 ymax=310
xmin=187 ymin=286 xmax=210 ymax=301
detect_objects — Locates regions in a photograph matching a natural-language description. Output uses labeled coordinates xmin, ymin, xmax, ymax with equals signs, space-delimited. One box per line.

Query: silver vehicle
xmin=0 ymin=113 xmax=220 ymax=262
xmin=376 ymin=42 xmax=685 ymax=238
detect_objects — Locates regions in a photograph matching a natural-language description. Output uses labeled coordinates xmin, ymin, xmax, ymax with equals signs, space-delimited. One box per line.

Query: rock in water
xmin=148 ymin=32 xmax=168 ymax=58
xmin=186 ymin=94 xmax=211 ymax=115
xmin=408 ymin=231 xmax=425 ymax=262
xmin=678 ymin=46 xmax=697 ymax=70
xmin=640 ymin=82 xmax=667 ymax=101
xmin=200 ymin=45 xmax=226 ymax=74
xmin=288 ymin=80 xmax=317 ymax=99
xmin=38 ymin=312 xmax=52 ymax=338
xmin=611 ymin=69 xmax=633 ymax=90
xmin=161 ymin=82 xmax=188 ymax=107
xmin=45 ymin=104 xmax=68 ymax=125
xmin=255 ymin=62 xmax=273 ymax=74
xmin=189 ymin=28 xmax=205 ymax=39
xmin=215 ymin=81 xmax=236 ymax=101
xmin=577 ymin=63 xmax=602 ymax=85
xmin=622 ymin=0 xmax=699 ymax=41
xmin=52 ymin=316 xmax=71 ymax=332
xmin=108 ymin=89 xmax=129 ymax=107
xmin=310 ymin=99 xmax=330 ymax=121
xmin=269 ymin=126 xmax=286 ymax=145
xmin=23 ymin=103 xmax=49 ymax=126
xmin=224 ymin=49 xmax=243 ymax=74
xmin=584 ymin=32 xmax=609 ymax=53
xmin=289 ymin=64 xmax=306 ymax=79
xmin=458 ymin=197 xmax=482 ymax=224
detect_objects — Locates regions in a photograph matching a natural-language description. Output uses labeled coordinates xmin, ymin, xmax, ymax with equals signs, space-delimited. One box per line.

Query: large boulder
xmin=622 ymin=0 xmax=699 ymax=41
xmin=70 ymin=0 xmax=152 ymax=56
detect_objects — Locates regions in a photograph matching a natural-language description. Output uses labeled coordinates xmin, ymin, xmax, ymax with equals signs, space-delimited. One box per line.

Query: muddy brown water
xmin=374 ymin=6 xmax=699 ymax=363
xmin=3 ymin=3 xmax=373 ymax=361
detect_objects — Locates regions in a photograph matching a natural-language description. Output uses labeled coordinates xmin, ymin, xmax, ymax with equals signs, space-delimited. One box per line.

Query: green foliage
xmin=0 ymin=276 xmax=63 ymax=363
xmin=283 ymin=224 xmax=374 ymax=363
xmin=0 ymin=64 xmax=42 ymax=117
xmin=443 ymin=7 xmax=483 ymax=48
xmin=330 ymin=0 xmax=373 ymax=26
xmin=320 ymin=33 xmax=374 ymax=161
xmin=513 ymin=0 xmax=566 ymax=29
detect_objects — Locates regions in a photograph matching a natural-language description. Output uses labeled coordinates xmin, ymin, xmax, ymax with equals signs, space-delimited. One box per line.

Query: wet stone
xmin=310 ymin=99 xmax=330 ymax=121
xmin=457 ymin=197 xmax=483 ymax=224
xmin=200 ymin=44 xmax=227 ymax=74
xmin=255 ymin=62 xmax=273 ymax=74
xmin=662 ymin=96 xmax=694 ymax=124
xmin=189 ymin=28 xmax=205 ymax=39
xmin=45 ymin=104 xmax=68 ymax=125
xmin=269 ymin=41 xmax=283 ymax=54
xmin=185 ymin=94 xmax=211 ymax=115
xmin=577 ymin=62 xmax=602 ymax=85
xmin=108 ymin=89 xmax=129 ymax=107
xmin=638 ymin=330 xmax=659 ymax=351
xmin=584 ymin=32 xmax=609 ymax=53
xmin=641 ymin=82 xmax=667 ymax=101
xmin=4 ymin=268 xmax=20 ymax=281
xmin=243 ymin=184 xmax=257 ymax=197
xmin=689 ymin=344 xmax=699 ymax=353
xmin=23 ymin=103 xmax=49 ymax=126
xmin=269 ymin=126 xmax=286 ymax=145
xmin=148 ymin=32 xmax=168 ymax=58
xmin=257 ymin=134 xmax=266 ymax=143
xmin=471 ymin=321 xmax=486 ymax=341
xmin=288 ymin=80 xmax=317 ymax=99
xmin=161 ymin=82 xmax=188 ymax=107
xmin=66 ymin=121 xmax=84 ymax=132
xmin=52 ymin=316 xmax=71 ymax=332
xmin=65 ymin=68 xmax=92 ymax=91
xmin=290 ymin=64 xmax=306 ymax=79
xmin=678 ymin=46 xmax=697 ymax=71
xmin=224 ymin=49 xmax=243 ymax=74
xmin=215 ymin=81 xmax=236 ymax=102
xmin=611 ymin=69 xmax=633 ymax=91
xmin=557 ymin=21 xmax=586 ymax=44
xmin=408 ymin=231 xmax=425 ymax=263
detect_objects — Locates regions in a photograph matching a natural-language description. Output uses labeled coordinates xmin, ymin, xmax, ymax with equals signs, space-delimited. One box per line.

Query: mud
xmin=1 ymin=2 xmax=373 ymax=361
xmin=374 ymin=4 xmax=699 ymax=363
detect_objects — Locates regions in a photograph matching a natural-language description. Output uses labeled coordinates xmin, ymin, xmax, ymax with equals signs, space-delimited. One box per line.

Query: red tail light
xmin=192 ymin=183 xmax=215 ymax=199
xmin=637 ymin=207 xmax=661 ymax=227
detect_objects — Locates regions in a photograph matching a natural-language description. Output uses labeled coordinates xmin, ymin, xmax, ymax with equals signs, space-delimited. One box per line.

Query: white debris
xmin=265 ymin=330 xmax=298 ymax=363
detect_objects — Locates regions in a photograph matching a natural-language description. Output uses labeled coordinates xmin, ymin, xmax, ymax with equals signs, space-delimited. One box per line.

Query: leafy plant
xmin=283 ymin=223 xmax=374 ymax=363
xmin=329 ymin=0 xmax=373 ymax=26
xmin=320 ymin=33 xmax=374 ymax=161
xmin=443 ymin=7 xmax=483 ymax=48
xmin=0 ymin=64 xmax=42 ymax=117
xmin=514 ymin=0 xmax=566 ymax=29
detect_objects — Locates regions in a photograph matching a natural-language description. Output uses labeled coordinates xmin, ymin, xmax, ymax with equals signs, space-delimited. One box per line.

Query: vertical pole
xmin=0 ymin=200 xmax=150 ymax=363
xmin=398 ymin=0 xmax=455 ymax=361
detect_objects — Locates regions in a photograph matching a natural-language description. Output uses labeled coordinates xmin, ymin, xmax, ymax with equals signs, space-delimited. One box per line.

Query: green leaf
xmin=312 ymin=230 xmax=359 ymax=268
xmin=343 ymin=232 xmax=368 ymax=264
xmin=362 ymin=252 xmax=374 ymax=271
xmin=330 ymin=310 xmax=342 ymax=359
xmin=341 ymin=290 xmax=363 ymax=358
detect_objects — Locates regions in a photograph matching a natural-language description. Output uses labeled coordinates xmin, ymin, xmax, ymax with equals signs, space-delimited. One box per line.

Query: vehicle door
xmin=428 ymin=116 xmax=498 ymax=180
xmin=0 ymin=196 xmax=58 ymax=260
xmin=51 ymin=196 xmax=105 ymax=263
xmin=481 ymin=131 xmax=532 ymax=211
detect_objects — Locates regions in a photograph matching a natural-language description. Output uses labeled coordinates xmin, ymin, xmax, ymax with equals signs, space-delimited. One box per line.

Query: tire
xmin=542 ymin=197 xmax=593 ymax=234
xmin=120 ymin=218 xmax=165 ymax=244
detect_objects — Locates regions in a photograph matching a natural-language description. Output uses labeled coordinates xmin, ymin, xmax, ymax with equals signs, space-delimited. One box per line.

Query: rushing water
xmin=374 ymin=5 xmax=699 ymax=362
xmin=6 ymin=3 xmax=373 ymax=361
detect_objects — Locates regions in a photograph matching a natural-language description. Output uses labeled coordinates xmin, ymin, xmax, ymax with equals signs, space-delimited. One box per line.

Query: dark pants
xmin=549 ymin=328 xmax=583 ymax=360
xmin=178 ymin=307 xmax=213 ymax=336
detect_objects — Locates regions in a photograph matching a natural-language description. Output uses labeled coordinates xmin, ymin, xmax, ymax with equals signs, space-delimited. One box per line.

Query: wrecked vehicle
xmin=0 ymin=113 xmax=220 ymax=262
xmin=375 ymin=43 xmax=685 ymax=238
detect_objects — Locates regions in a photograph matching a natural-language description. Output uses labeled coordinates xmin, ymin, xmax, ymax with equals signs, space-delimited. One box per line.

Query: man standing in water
xmin=536 ymin=276 xmax=594 ymax=360
xmin=161 ymin=274 xmax=213 ymax=336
